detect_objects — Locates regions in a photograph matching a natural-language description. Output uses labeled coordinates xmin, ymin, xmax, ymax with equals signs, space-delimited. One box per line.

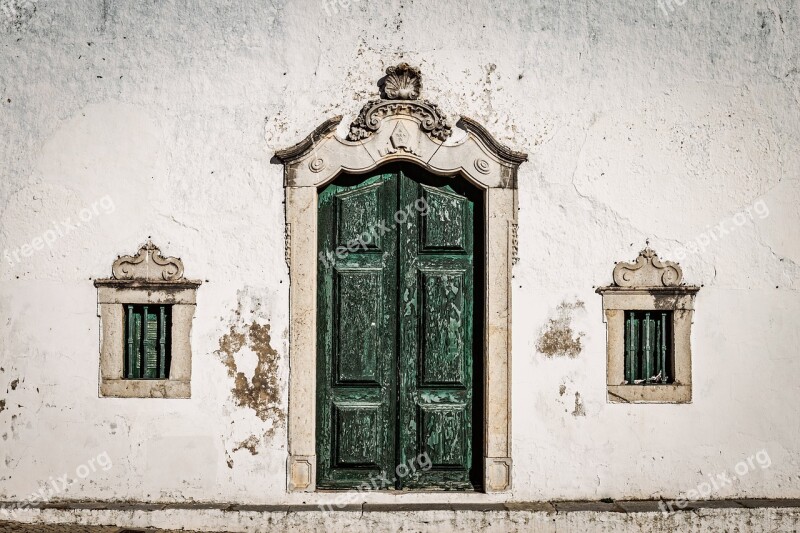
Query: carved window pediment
xmin=94 ymin=241 xmax=201 ymax=289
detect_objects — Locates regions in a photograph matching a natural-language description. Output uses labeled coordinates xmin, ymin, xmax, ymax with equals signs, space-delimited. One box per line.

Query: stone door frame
xmin=275 ymin=64 xmax=526 ymax=493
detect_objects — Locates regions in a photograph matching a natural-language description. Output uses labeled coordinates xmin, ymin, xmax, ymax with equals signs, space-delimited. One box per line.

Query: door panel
xmin=418 ymin=404 xmax=469 ymax=467
xmin=317 ymin=167 xmax=479 ymax=490
xmin=335 ymin=183 xmax=384 ymax=252
xmin=335 ymin=268 xmax=382 ymax=385
xmin=398 ymin=172 xmax=475 ymax=489
xmin=419 ymin=269 xmax=466 ymax=386
xmin=420 ymin=185 xmax=470 ymax=252
xmin=317 ymin=173 xmax=397 ymax=488
xmin=333 ymin=403 xmax=382 ymax=467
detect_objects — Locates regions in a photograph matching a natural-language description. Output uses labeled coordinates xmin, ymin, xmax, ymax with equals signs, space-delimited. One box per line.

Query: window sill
xmin=100 ymin=378 xmax=190 ymax=398
xmin=607 ymin=384 xmax=691 ymax=404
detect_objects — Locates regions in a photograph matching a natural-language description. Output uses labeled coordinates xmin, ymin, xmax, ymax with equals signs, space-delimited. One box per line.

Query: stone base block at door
xmin=288 ymin=455 xmax=316 ymax=492
xmin=485 ymin=457 xmax=512 ymax=492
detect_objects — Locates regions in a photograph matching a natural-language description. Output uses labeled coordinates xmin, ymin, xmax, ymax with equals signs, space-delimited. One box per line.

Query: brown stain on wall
xmin=233 ymin=435 xmax=260 ymax=456
xmin=536 ymin=300 xmax=586 ymax=358
xmin=653 ymin=293 xmax=683 ymax=310
xmin=572 ymin=392 xmax=586 ymax=417
xmin=216 ymin=321 xmax=285 ymax=439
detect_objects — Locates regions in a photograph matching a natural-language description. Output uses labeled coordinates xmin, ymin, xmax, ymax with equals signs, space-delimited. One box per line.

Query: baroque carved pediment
xmin=347 ymin=63 xmax=451 ymax=142
xmin=94 ymin=241 xmax=202 ymax=288
xmin=611 ymin=247 xmax=683 ymax=288
xmin=347 ymin=99 xmax=451 ymax=142
xmin=275 ymin=63 xmax=527 ymax=189
xmin=111 ymin=241 xmax=185 ymax=281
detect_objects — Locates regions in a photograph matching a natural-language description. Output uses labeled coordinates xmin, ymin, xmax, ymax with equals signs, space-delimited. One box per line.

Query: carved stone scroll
xmin=111 ymin=241 xmax=185 ymax=281
xmin=612 ymin=247 xmax=683 ymax=288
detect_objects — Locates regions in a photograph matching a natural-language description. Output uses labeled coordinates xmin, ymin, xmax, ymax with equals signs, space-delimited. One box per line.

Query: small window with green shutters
xmin=624 ymin=311 xmax=672 ymax=384
xmin=124 ymin=304 xmax=171 ymax=379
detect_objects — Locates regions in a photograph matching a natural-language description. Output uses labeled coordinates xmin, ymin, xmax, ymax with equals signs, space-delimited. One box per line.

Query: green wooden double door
xmin=317 ymin=166 xmax=482 ymax=490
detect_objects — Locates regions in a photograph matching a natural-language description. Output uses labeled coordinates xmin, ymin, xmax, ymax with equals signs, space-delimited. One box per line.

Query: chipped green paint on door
xmin=317 ymin=172 xmax=398 ymax=488
xmin=317 ymin=166 xmax=480 ymax=490
xmin=397 ymin=175 xmax=476 ymax=489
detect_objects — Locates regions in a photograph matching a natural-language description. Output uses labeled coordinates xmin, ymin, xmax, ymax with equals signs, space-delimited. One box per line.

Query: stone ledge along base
xmin=1 ymin=500 xmax=800 ymax=532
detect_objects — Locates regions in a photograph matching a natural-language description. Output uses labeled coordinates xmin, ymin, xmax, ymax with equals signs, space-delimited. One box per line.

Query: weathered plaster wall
xmin=0 ymin=0 xmax=798 ymax=510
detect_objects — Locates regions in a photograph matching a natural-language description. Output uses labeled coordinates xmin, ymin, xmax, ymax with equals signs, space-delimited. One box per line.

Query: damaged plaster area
xmin=215 ymin=305 xmax=286 ymax=445
xmin=557 ymin=380 xmax=587 ymax=417
xmin=572 ymin=392 xmax=586 ymax=417
xmin=536 ymin=300 xmax=586 ymax=358
xmin=0 ymin=0 xmax=37 ymax=31
xmin=232 ymin=435 xmax=260 ymax=456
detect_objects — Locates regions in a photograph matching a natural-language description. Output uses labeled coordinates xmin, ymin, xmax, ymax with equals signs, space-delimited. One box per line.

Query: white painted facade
xmin=1 ymin=0 xmax=798 ymax=524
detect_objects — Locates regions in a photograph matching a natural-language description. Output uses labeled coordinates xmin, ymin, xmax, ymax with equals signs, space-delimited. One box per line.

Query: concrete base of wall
xmin=2 ymin=500 xmax=800 ymax=532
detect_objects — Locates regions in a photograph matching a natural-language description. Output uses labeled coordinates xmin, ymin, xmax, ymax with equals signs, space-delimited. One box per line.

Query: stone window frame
xmin=596 ymin=247 xmax=699 ymax=404
xmin=275 ymin=64 xmax=527 ymax=493
xmin=94 ymin=241 xmax=201 ymax=398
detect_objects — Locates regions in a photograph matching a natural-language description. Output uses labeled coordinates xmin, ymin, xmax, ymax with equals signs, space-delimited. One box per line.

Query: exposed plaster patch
xmin=216 ymin=321 xmax=285 ymax=437
xmin=233 ymin=435 xmax=260 ymax=456
xmin=572 ymin=392 xmax=586 ymax=417
xmin=536 ymin=300 xmax=586 ymax=358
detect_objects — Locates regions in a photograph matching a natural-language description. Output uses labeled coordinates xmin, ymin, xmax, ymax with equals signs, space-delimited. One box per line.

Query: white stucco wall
xmin=0 ymin=0 xmax=798 ymax=509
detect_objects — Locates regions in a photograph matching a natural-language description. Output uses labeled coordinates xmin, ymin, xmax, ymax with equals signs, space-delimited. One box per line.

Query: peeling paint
xmin=536 ymin=300 xmax=586 ymax=358
xmin=233 ymin=435 xmax=260 ymax=456
xmin=216 ymin=321 xmax=285 ymax=437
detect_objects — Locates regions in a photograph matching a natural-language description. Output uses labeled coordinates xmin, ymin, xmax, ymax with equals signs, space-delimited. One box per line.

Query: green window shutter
xmin=625 ymin=312 xmax=638 ymax=384
xmin=124 ymin=305 xmax=171 ymax=379
xmin=624 ymin=311 xmax=672 ymax=384
xmin=159 ymin=306 xmax=168 ymax=379
xmin=659 ymin=312 xmax=668 ymax=382
xmin=126 ymin=305 xmax=141 ymax=379
xmin=642 ymin=312 xmax=653 ymax=381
